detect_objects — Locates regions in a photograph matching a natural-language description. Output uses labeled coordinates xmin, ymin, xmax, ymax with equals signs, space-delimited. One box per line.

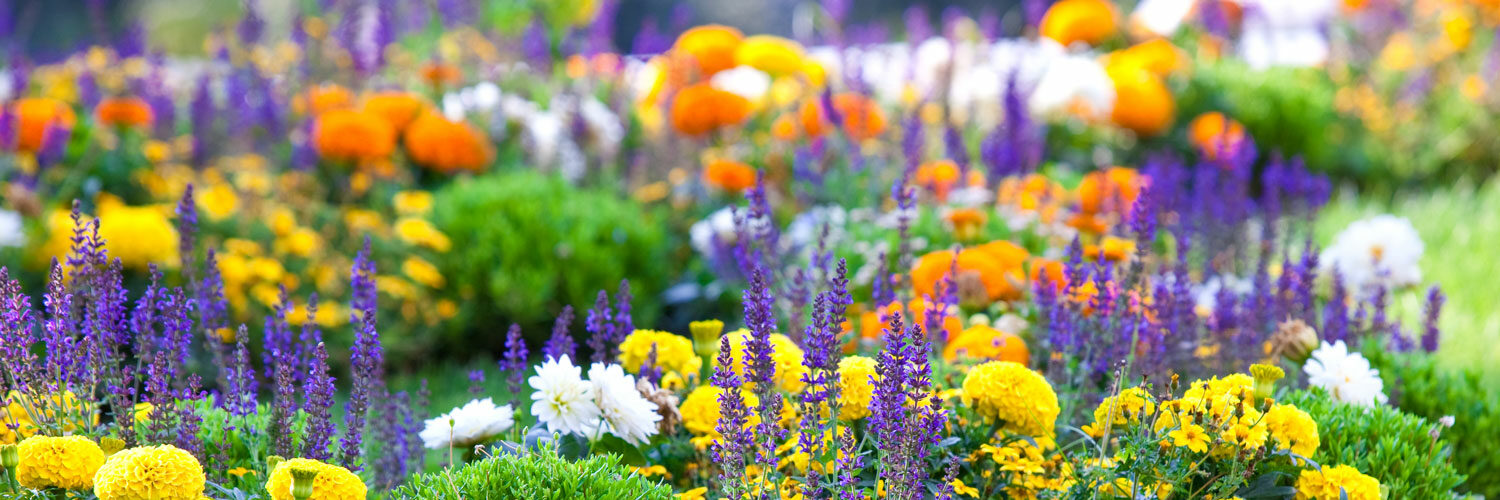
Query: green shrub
xmin=1364 ymin=348 xmax=1500 ymax=498
xmin=432 ymin=170 xmax=670 ymax=350
xmin=391 ymin=445 xmax=672 ymax=500
xmin=1281 ymin=388 xmax=1466 ymax=498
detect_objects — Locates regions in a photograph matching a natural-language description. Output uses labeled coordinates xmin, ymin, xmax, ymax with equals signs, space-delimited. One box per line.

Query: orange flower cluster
xmin=8 ymin=97 xmax=76 ymax=153
xmin=95 ymin=97 xmax=154 ymax=129
xmin=403 ymin=113 xmax=493 ymax=173
xmin=669 ymin=83 xmax=751 ymax=136
xmin=312 ymin=110 xmax=397 ymax=164
xmin=1040 ymin=0 xmax=1119 ymax=47
xmin=703 ymin=159 xmax=758 ymax=194
xmin=944 ymin=324 xmax=1030 ymax=364
xmin=297 ymin=83 xmax=354 ymax=116
xmin=911 ymin=240 xmax=1031 ymax=306
xmin=1104 ymin=39 xmax=1185 ymax=137
xmin=854 ymin=298 xmax=963 ymax=348
xmin=361 ymin=91 xmax=430 ymax=132
xmin=1071 ymin=167 xmax=1146 ymax=233
xmin=796 ymin=93 xmax=886 ymax=141
xmin=914 ymin=159 xmax=985 ymax=202
xmin=1187 ymin=112 xmax=1248 ymax=160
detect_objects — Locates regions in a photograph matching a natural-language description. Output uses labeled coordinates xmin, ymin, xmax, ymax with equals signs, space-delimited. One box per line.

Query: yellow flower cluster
xmin=264 ymin=458 xmax=367 ymax=500
xmin=41 ymin=196 xmax=180 ymax=271
xmin=1295 ymin=464 xmax=1382 ymax=500
xmin=835 ymin=356 xmax=877 ymax=421
xmin=960 ymin=361 xmax=1060 ymax=437
xmin=1 ymin=391 xmax=98 ymax=444
xmin=618 ymin=329 xmax=704 ymax=387
xmin=15 ymin=435 xmax=105 ymax=490
xmin=717 ymin=329 xmax=809 ymax=393
xmin=1265 ymin=404 xmax=1321 ymax=458
xmin=93 ymin=444 xmax=205 ymax=500
xmin=1081 ymin=386 xmax=1156 ymax=436
xmin=977 ymin=437 xmax=1073 ymax=496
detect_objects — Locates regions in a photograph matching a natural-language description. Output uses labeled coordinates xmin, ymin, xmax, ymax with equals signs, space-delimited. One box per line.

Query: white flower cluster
xmin=1319 ymin=215 xmax=1424 ymax=295
xmin=528 ymin=355 xmax=662 ymax=445
xmin=419 ymin=398 xmax=516 ymax=450
xmin=1304 ymin=340 xmax=1389 ymax=407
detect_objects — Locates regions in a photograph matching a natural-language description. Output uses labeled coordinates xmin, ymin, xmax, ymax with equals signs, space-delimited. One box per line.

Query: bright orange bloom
xmin=312 ymin=110 xmax=397 ymax=163
xmin=8 ymin=97 xmax=76 ymax=153
xmin=669 ymin=83 xmax=750 ymax=136
xmin=771 ymin=114 xmax=799 ymax=141
xmin=1040 ymin=0 xmax=1118 ymax=47
xmin=1107 ymin=39 xmax=1186 ymax=77
xmin=914 ymin=160 xmax=984 ymax=201
xmin=798 ymin=93 xmax=886 ymax=141
xmin=911 ymin=243 xmax=1029 ymax=305
xmin=703 ymin=159 xmax=758 ymax=193
xmin=1187 ymin=112 xmax=1247 ymax=160
xmin=298 ymin=84 xmax=354 ymax=116
xmin=1106 ymin=62 xmax=1174 ymax=136
xmin=403 ymin=113 xmax=493 ymax=173
xmin=362 ymin=92 xmax=430 ymax=132
xmin=944 ymin=324 xmax=1029 ymax=364
xmin=946 ymin=208 xmax=988 ymax=240
xmin=673 ymin=25 xmax=744 ymax=77
xmin=1076 ymin=167 xmax=1145 ymax=214
xmin=421 ymin=62 xmax=463 ymax=87
xmin=857 ymin=299 xmax=962 ymax=345
xmin=733 ymin=35 xmax=805 ymax=77
xmin=1029 ymin=258 xmax=1066 ymax=291
xmin=94 ymin=97 xmax=154 ymax=129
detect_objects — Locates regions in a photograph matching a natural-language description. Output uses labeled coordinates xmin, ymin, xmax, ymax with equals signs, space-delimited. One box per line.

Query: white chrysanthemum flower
xmin=0 ymin=209 xmax=24 ymax=248
xmin=588 ymin=362 xmax=662 ymax=445
xmin=419 ymin=398 xmax=515 ymax=449
xmin=710 ymin=66 xmax=772 ymax=103
xmin=1319 ymin=215 xmax=1424 ymax=295
xmin=1028 ymin=45 xmax=1115 ymax=120
xmin=1304 ymin=341 xmax=1388 ymax=407
xmin=529 ymin=355 xmax=600 ymax=436
xmin=1131 ymin=0 xmax=1195 ymax=37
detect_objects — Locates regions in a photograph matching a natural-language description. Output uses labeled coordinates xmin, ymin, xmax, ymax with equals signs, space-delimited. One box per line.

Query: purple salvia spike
xmin=543 ymin=305 xmax=577 ymax=361
xmin=225 ymin=325 xmax=256 ymax=416
xmin=1420 ymin=286 xmax=1445 ymax=353
xmin=585 ymin=290 xmax=615 ymax=363
xmin=614 ymin=279 xmax=633 ymax=339
xmin=301 ymin=342 xmax=337 ymax=461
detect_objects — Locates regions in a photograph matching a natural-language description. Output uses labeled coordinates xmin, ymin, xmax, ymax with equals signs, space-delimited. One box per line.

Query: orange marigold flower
xmin=1106 ymin=39 xmax=1186 ymax=77
xmin=362 ymin=91 xmax=430 ymax=132
xmin=1106 ymin=62 xmax=1174 ymax=136
xmin=798 ymin=93 xmax=886 ymax=141
xmin=404 ymin=113 xmax=493 ymax=173
xmin=946 ymin=208 xmax=987 ymax=241
xmin=313 ymin=110 xmax=397 ymax=163
xmin=914 ymin=160 xmax=984 ymax=202
xmin=8 ymin=97 xmax=76 ymax=153
xmin=734 ymin=35 xmax=805 ymax=77
xmin=1076 ymin=167 xmax=1146 ymax=214
xmin=421 ymin=62 xmax=463 ymax=87
xmin=1040 ymin=0 xmax=1118 ymax=47
xmin=911 ymin=243 xmax=1028 ymax=305
xmin=857 ymin=299 xmax=962 ymax=345
xmin=673 ymin=25 xmax=744 ymax=78
xmin=1029 ymin=258 xmax=1066 ymax=291
xmin=703 ymin=159 xmax=758 ymax=193
xmin=771 ymin=114 xmax=799 ymax=141
xmin=669 ymin=83 xmax=750 ymax=136
xmin=298 ymin=83 xmax=355 ymax=116
xmin=944 ymin=324 xmax=1030 ymax=364
xmin=94 ymin=97 xmax=154 ymax=129
xmin=1187 ymin=111 xmax=1247 ymax=160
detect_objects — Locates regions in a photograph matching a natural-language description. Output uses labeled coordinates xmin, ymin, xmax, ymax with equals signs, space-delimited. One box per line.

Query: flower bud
xmin=688 ymin=319 xmax=725 ymax=378
xmin=289 ymin=466 xmax=321 ymax=500
xmin=1270 ymin=320 xmax=1319 ymax=365
xmin=1250 ymin=363 xmax=1285 ymax=403
xmin=266 ymin=455 xmax=285 ymax=473
xmin=99 ymin=437 xmax=126 ymax=457
xmin=0 ymin=444 xmax=17 ymax=469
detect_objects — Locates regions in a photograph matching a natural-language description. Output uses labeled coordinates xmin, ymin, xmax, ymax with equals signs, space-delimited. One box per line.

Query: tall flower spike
xmin=501 ymin=324 xmax=527 ymax=408
xmin=1421 ymin=286 xmax=1445 ymax=353
xmin=544 ymin=305 xmax=576 ymax=361
xmin=225 ymin=325 xmax=257 ymax=416
xmin=301 ymin=342 xmax=336 ymax=461
xmin=614 ymin=280 xmax=634 ymax=340
xmin=341 ymin=239 xmax=386 ymax=471
xmin=585 ymin=290 xmax=615 ymax=363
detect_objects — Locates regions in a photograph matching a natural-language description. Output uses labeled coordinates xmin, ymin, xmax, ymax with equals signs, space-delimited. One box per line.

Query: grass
xmin=1314 ymin=179 xmax=1500 ymax=384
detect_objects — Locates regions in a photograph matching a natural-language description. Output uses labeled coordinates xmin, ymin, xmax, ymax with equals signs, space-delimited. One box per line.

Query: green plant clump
xmin=1281 ymin=388 xmax=1466 ymax=499
xmin=391 ymin=445 xmax=672 ymax=500
xmin=432 ymin=170 xmax=670 ymax=349
xmin=1364 ymin=348 xmax=1500 ymax=498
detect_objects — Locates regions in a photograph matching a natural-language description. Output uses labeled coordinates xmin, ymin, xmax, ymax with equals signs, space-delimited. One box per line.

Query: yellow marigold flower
xmin=836 ymin=356 xmax=877 ymax=421
xmin=1168 ymin=422 xmax=1209 ymax=453
xmin=227 ymin=467 xmax=256 ymax=477
xmin=1295 ymin=465 xmax=1380 ymax=500
xmin=673 ymin=25 xmax=743 ymax=77
xmin=1091 ymin=386 xmax=1156 ymax=428
xmin=15 ymin=435 xmax=105 ymax=490
xmin=1040 ymin=0 xmax=1118 ymax=47
xmin=393 ymin=190 xmax=434 ymax=215
xmin=618 ymin=330 xmax=703 ymax=383
xmin=717 ymin=329 xmax=808 ymax=393
xmin=679 ymin=386 xmax=762 ymax=442
xmin=733 ymin=35 xmax=806 ymax=77
xmin=93 ymin=445 xmax=204 ymax=500
xmin=960 ymin=361 xmax=1060 ymax=437
xmin=280 ymin=228 xmax=321 ymax=258
xmin=196 ymin=183 xmax=239 ymax=220
xmin=132 ymin=402 xmax=155 ymax=423
xmin=394 ymin=217 xmax=452 ymax=252
xmin=89 ymin=197 xmax=180 ymax=270
xmin=401 ymin=256 xmax=445 ymax=289
xmin=343 ymin=209 xmax=384 ymax=235
xmin=951 ymin=479 xmax=980 ymax=498
xmin=1223 ymin=413 xmax=1270 ymax=450
xmin=677 ymin=486 xmax=709 ymax=500
xmin=1265 ymin=404 xmax=1320 ymax=458
xmin=264 ymin=458 xmax=366 ymax=500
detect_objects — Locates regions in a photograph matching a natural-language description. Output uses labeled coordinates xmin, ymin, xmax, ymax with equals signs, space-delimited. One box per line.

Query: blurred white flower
xmin=0 ymin=209 xmax=24 ymax=248
xmin=1304 ymin=340 xmax=1388 ymax=407
xmin=588 ymin=362 xmax=662 ymax=445
xmin=579 ymin=97 xmax=624 ymax=157
xmin=420 ymin=398 xmax=515 ymax=449
xmin=1239 ymin=0 xmax=1338 ymax=69
xmin=1193 ymin=274 xmax=1255 ymax=314
xmin=690 ymin=206 xmax=741 ymax=259
xmin=1131 ymin=0 xmax=1196 ymax=37
xmin=784 ymin=205 xmax=848 ymax=255
xmin=1028 ymin=46 xmax=1114 ymax=120
xmin=710 ymin=66 xmax=772 ymax=102
xmin=1319 ymin=215 xmax=1423 ymax=294
xmin=529 ymin=354 xmax=601 ymax=437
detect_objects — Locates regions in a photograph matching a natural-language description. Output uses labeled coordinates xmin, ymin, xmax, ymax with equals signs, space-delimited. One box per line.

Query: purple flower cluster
xmin=868 ymin=313 xmax=947 ymax=500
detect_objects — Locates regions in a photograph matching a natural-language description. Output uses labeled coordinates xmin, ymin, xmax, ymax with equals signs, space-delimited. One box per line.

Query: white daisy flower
xmin=588 ymin=362 xmax=662 ymax=445
xmin=1303 ymin=340 xmax=1389 ymax=407
xmin=529 ymin=354 xmax=601 ymax=437
xmin=419 ymin=398 xmax=515 ymax=450
xmin=0 ymin=209 xmax=24 ymax=248
xmin=1319 ymin=215 xmax=1424 ymax=295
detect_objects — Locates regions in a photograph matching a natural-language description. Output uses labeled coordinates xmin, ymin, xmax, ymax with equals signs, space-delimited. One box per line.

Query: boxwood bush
xmin=1364 ymin=347 xmax=1500 ymax=498
xmin=1281 ymin=388 xmax=1466 ymax=498
xmin=391 ymin=446 xmax=671 ymax=500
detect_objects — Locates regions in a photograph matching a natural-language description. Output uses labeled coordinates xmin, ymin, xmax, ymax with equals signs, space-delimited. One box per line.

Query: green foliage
xmin=1281 ymin=388 xmax=1466 ymax=498
xmin=431 ymin=170 xmax=670 ymax=348
xmin=391 ymin=443 xmax=672 ymax=500
xmin=1364 ymin=348 xmax=1500 ymax=498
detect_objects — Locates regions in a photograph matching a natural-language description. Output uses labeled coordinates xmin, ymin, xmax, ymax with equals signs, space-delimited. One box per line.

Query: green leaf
xmin=591 ymin=434 xmax=647 ymax=467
